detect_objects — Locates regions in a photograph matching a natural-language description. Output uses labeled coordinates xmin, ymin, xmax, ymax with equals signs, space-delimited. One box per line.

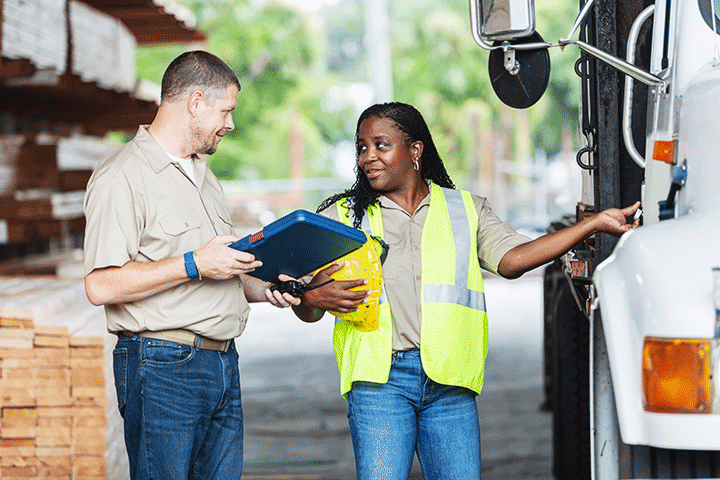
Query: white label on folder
xmin=0 ymin=220 xmax=7 ymax=244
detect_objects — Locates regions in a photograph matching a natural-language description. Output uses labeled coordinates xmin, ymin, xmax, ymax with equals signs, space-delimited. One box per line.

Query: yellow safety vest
xmin=333 ymin=183 xmax=489 ymax=398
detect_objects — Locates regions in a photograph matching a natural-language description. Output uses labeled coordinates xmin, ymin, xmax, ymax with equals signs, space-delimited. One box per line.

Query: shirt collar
xmin=134 ymin=125 xmax=175 ymax=174
xmin=135 ymin=126 xmax=209 ymax=189
xmin=377 ymin=181 xmax=432 ymax=211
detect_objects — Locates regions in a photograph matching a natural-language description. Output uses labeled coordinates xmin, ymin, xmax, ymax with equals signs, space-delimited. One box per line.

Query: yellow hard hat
xmin=315 ymin=231 xmax=384 ymax=332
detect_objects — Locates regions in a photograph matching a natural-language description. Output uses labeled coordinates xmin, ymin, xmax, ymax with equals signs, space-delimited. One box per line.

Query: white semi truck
xmin=470 ymin=0 xmax=720 ymax=478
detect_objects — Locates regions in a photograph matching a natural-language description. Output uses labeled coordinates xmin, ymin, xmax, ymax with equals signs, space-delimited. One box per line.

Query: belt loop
xmin=116 ymin=331 xmax=138 ymax=341
xmin=194 ymin=335 xmax=202 ymax=350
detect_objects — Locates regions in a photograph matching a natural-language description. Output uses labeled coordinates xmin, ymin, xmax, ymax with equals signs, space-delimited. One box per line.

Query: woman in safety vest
xmin=291 ymin=102 xmax=639 ymax=480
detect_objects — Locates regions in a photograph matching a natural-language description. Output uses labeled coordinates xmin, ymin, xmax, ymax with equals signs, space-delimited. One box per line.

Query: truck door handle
xmin=622 ymin=5 xmax=655 ymax=169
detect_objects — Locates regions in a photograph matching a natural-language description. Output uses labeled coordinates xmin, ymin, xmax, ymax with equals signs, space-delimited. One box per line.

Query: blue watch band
xmin=184 ymin=251 xmax=199 ymax=279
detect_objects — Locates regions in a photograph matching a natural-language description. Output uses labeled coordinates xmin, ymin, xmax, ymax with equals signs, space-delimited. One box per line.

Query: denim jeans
xmin=347 ymin=349 xmax=481 ymax=480
xmin=113 ymin=334 xmax=243 ymax=480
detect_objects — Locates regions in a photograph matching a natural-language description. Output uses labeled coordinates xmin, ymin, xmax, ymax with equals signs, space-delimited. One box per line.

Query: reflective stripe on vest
xmin=423 ymin=188 xmax=486 ymax=312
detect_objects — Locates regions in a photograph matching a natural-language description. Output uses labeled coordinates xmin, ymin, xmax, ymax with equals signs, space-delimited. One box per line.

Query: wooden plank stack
xmin=0 ymin=276 xmax=128 ymax=480
xmin=3 ymin=134 xmax=112 ymax=194
xmin=2 ymin=0 xmax=137 ymax=93
xmin=1 ymin=0 xmax=68 ymax=73
xmin=0 ymin=134 xmax=114 ymax=246
xmin=68 ymin=0 xmax=137 ymax=92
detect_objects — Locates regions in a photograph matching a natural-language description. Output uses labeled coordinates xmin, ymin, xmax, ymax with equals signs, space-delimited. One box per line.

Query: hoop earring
xmin=413 ymin=158 xmax=419 ymax=171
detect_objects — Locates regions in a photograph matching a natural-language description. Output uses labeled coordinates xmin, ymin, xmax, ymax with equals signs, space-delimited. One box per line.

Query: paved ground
xmin=237 ymin=275 xmax=554 ymax=479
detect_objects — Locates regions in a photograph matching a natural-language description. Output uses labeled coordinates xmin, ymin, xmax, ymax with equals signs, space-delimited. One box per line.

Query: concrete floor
xmin=238 ymin=275 xmax=553 ymax=479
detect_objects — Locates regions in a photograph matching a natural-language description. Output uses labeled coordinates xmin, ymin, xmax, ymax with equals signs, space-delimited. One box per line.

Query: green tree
xmin=136 ymin=0 xmax=356 ymax=181
xmin=384 ymin=0 xmax=580 ymax=183
xmin=135 ymin=0 xmax=580 ymax=186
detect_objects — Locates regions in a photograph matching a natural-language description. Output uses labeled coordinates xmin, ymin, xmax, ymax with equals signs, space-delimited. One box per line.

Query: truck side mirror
xmin=469 ymin=0 xmax=549 ymax=109
xmin=471 ymin=0 xmax=536 ymax=41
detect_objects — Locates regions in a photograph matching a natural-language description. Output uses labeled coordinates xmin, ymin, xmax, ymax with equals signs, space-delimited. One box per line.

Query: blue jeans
xmin=113 ymin=334 xmax=243 ymax=480
xmin=347 ymin=349 xmax=481 ymax=480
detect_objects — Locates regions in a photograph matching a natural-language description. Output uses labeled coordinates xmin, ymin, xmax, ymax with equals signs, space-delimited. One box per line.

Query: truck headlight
xmin=642 ymin=337 xmax=712 ymax=413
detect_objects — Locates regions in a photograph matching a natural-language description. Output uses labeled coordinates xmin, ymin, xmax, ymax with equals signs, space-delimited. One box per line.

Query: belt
xmin=117 ymin=329 xmax=232 ymax=353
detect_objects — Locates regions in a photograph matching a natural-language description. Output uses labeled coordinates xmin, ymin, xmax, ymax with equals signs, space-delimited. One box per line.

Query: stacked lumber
xmin=0 ymin=276 xmax=129 ymax=480
xmin=0 ymin=134 xmax=114 ymax=245
xmin=57 ymin=136 xmax=115 ymax=173
xmin=68 ymin=0 xmax=137 ymax=92
xmin=2 ymin=0 xmax=137 ymax=93
xmin=0 ymin=135 xmax=24 ymax=199
xmin=1 ymin=0 xmax=68 ymax=72
xmin=3 ymin=134 xmax=112 ymax=193
xmin=0 ymin=249 xmax=85 ymax=279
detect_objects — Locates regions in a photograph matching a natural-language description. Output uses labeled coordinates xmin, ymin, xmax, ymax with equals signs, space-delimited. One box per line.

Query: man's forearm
xmin=239 ymin=274 xmax=273 ymax=302
xmin=85 ymin=257 xmax=190 ymax=306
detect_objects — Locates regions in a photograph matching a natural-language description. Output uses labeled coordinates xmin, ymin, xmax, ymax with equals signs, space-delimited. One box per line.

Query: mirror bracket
xmin=502 ymin=44 xmax=520 ymax=75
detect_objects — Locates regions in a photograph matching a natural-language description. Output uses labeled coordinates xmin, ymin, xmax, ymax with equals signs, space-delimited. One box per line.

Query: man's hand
xmin=264 ymin=274 xmax=302 ymax=308
xmin=194 ymin=235 xmax=262 ymax=280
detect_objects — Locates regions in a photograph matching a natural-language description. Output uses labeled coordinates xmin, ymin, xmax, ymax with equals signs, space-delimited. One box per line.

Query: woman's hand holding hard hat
xmin=302 ymin=263 xmax=368 ymax=313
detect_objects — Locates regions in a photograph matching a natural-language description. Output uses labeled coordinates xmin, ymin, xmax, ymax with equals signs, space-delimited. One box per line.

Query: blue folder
xmin=229 ymin=209 xmax=366 ymax=283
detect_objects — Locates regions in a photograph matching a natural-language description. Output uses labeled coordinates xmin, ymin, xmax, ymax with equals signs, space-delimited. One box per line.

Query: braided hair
xmin=317 ymin=102 xmax=455 ymax=228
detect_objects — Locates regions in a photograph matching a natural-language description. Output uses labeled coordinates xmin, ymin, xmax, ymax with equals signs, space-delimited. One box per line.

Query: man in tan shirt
xmin=83 ymin=51 xmax=298 ymax=480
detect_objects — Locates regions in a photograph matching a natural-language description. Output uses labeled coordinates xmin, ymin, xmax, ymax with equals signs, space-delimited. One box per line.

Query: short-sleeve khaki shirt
xmin=320 ymin=188 xmax=531 ymax=351
xmin=83 ymin=126 xmax=249 ymax=340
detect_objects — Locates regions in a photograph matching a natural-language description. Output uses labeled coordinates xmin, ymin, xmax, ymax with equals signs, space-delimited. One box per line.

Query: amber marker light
xmin=642 ymin=337 xmax=712 ymax=413
xmin=652 ymin=140 xmax=676 ymax=164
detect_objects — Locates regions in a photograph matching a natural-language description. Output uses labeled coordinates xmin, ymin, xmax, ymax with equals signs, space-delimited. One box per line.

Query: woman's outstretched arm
xmin=497 ymin=202 xmax=641 ymax=279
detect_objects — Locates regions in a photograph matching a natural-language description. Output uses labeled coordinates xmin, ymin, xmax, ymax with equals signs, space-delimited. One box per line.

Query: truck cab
xmin=470 ymin=0 xmax=720 ymax=478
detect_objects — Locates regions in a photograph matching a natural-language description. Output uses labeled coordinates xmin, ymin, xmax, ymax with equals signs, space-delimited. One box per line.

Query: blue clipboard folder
xmin=229 ymin=209 xmax=366 ymax=283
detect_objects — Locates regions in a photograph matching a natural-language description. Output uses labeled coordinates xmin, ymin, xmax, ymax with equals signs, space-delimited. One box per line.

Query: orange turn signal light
xmin=652 ymin=140 xmax=676 ymax=164
xmin=642 ymin=337 xmax=711 ymax=413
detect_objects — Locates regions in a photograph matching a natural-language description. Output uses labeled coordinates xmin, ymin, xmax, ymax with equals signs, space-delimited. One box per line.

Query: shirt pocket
xmin=142 ymin=208 xmax=203 ymax=260
xmin=159 ymin=208 xmax=203 ymax=237
xmin=214 ymin=205 xmax=236 ymax=235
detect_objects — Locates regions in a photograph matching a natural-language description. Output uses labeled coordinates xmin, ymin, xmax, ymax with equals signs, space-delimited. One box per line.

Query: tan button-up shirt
xmin=320 ymin=189 xmax=531 ymax=351
xmin=83 ymin=126 xmax=249 ymax=340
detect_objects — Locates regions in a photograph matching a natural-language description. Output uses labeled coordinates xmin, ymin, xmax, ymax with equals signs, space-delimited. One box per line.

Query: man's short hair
xmin=160 ymin=51 xmax=241 ymax=104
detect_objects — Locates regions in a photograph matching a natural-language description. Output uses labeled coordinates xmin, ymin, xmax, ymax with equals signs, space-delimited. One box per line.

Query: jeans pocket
xmin=113 ymin=347 xmax=128 ymax=416
xmin=142 ymin=339 xmax=195 ymax=366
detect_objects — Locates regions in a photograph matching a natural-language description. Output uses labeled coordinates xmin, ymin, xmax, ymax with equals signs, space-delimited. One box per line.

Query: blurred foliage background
xmin=134 ymin=0 xmax=582 ymax=222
